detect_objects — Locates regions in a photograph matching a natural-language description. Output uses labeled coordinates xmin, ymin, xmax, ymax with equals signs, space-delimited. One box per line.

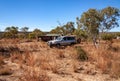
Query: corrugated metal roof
xmin=46 ymin=34 xmax=61 ymax=36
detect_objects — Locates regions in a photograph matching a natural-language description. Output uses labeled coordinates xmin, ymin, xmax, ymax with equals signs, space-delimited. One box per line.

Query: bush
xmin=116 ymin=32 xmax=120 ymax=36
xmin=76 ymin=46 xmax=88 ymax=61
xmin=101 ymin=33 xmax=115 ymax=41
xmin=73 ymin=29 xmax=88 ymax=42
xmin=29 ymin=33 xmax=36 ymax=39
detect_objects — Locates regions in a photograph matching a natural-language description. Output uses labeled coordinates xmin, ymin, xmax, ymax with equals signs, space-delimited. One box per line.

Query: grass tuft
xmin=76 ymin=46 xmax=88 ymax=61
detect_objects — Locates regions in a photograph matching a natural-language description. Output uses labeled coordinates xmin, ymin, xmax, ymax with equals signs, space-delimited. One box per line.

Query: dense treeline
xmin=0 ymin=6 xmax=120 ymax=43
xmin=0 ymin=26 xmax=44 ymax=39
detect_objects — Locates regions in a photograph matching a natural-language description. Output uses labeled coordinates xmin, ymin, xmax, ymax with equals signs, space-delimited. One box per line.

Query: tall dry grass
xmin=0 ymin=55 xmax=13 ymax=76
xmin=82 ymin=40 xmax=120 ymax=78
xmin=19 ymin=67 xmax=51 ymax=81
xmin=1 ymin=38 xmax=120 ymax=80
xmin=0 ymin=55 xmax=4 ymax=66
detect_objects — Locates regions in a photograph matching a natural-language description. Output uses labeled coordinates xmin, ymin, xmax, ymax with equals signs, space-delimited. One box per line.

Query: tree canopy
xmin=80 ymin=9 xmax=100 ymax=44
xmin=4 ymin=26 xmax=18 ymax=38
xmin=50 ymin=21 xmax=75 ymax=35
xmin=100 ymin=6 xmax=120 ymax=32
xmin=77 ymin=6 xmax=120 ymax=47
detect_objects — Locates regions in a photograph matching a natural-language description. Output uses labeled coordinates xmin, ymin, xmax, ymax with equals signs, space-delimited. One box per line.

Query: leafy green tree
xmin=33 ymin=28 xmax=44 ymax=37
xmin=21 ymin=27 xmax=29 ymax=33
xmin=50 ymin=26 xmax=64 ymax=34
xmin=29 ymin=33 xmax=35 ymax=39
xmin=50 ymin=21 xmax=75 ymax=35
xmin=74 ymin=17 xmax=88 ymax=40
xmin=29 ymin=28 xmax=44 ymax=40
xmin=100 ymin=6 xmax=120 ymax=32
xmin=77 ymin=6 xmax=120 ymax=47
xmin=63 ymin=22 xmax=75 ymax=35
xmin=99 ymin=6 xmax=120 ymax=43
xmin=80 ymin=9 xmax=101 ymax=46
xmin=73 ymin=27 xmax=88 ymax=40
xmin=20 ymin=27 xmax=29 ymax=38
xmin=4 ymin=26 xmax=18 ymax=38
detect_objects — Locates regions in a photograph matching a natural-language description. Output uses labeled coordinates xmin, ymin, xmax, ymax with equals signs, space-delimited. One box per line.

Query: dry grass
xmin=7 ymin=41 xmax=51 ymax=81
xmin=57 ymin=50 xmax=65 ymax=59
xmin=82 ymin=40 xmax=120 ymax=78
xmin=24 ymin=52 xmax=36 ymax=66
xmin=38 ymin=54 xmax=52 ymax=70
xmin=50 ymin=60 xmax=61 ymax=74
xmin=19 ymin=67 xmax=51 ymax=81
xmin=0 ymin=56 xmax=5 ymax=66
xmin=10 ymin=53 xmax=23 ymax=63
xmin=0 ymin=67 xmax=12 ymax=75
xmin=0 ymin=38 xmax=120 ymax=80
xmin=110 ymin=61 xmax=120 ymax=78
xmin=10 ymin=51 xmax=38 ymax=67
xmin=72 ymin=60 xmax=81 ymax=73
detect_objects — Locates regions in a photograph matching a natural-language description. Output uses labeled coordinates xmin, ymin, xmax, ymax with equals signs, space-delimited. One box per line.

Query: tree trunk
xmin=93 ymin=36 xmax=98 ymax=48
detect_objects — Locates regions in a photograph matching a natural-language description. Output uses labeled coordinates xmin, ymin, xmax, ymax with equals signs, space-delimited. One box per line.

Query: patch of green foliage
xmin=76 ymin=46 xmax=88 ymax=61
xmin=101 ymin=33 xmax=115 ymax=41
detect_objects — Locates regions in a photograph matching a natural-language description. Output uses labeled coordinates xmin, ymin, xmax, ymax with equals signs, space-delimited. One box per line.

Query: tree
xmin=50 ymin=21 xmax=75 ymax=35
xmin=63 ymin=22 xmax=75 ymax=35
xmin=33 ymin=29 xmax=43 ymax=36
xmin=74 ymin=17 xmax=88 ymax=40
xmin=20 ymin=27 xmax=29 ymax=38
xmin=50 ymin=26 xmax=64 ymax=34
xmin=4 ymin=26 xmax=18 ymax=38
xmin=29 ymin=28 xmax=44 ymax=40
xmin=73 ymin=26 xmax=88 ymax=40
xmin=100 ymin=6 xmax=120 ymax=32
xmin=80 ymin=9 xmax=101 ymax=47
xmin=21 ymin=27 xmax=29 ymax=33
xmin=77 ymin=6 xmax=120 ymax=47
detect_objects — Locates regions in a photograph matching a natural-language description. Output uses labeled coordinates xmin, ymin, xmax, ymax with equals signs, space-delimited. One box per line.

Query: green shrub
xmin=28 ymin=33 xmax=36 ymax=39
xmin=73 ymin=29 xmax=88 ymax=42
xmin=76 ymin=46 xmax=88 ymax=61
xmin=101 ymin=33 xmax=115 ymax=41
xmin=116 ymin=32 xmax=120 ymax=36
